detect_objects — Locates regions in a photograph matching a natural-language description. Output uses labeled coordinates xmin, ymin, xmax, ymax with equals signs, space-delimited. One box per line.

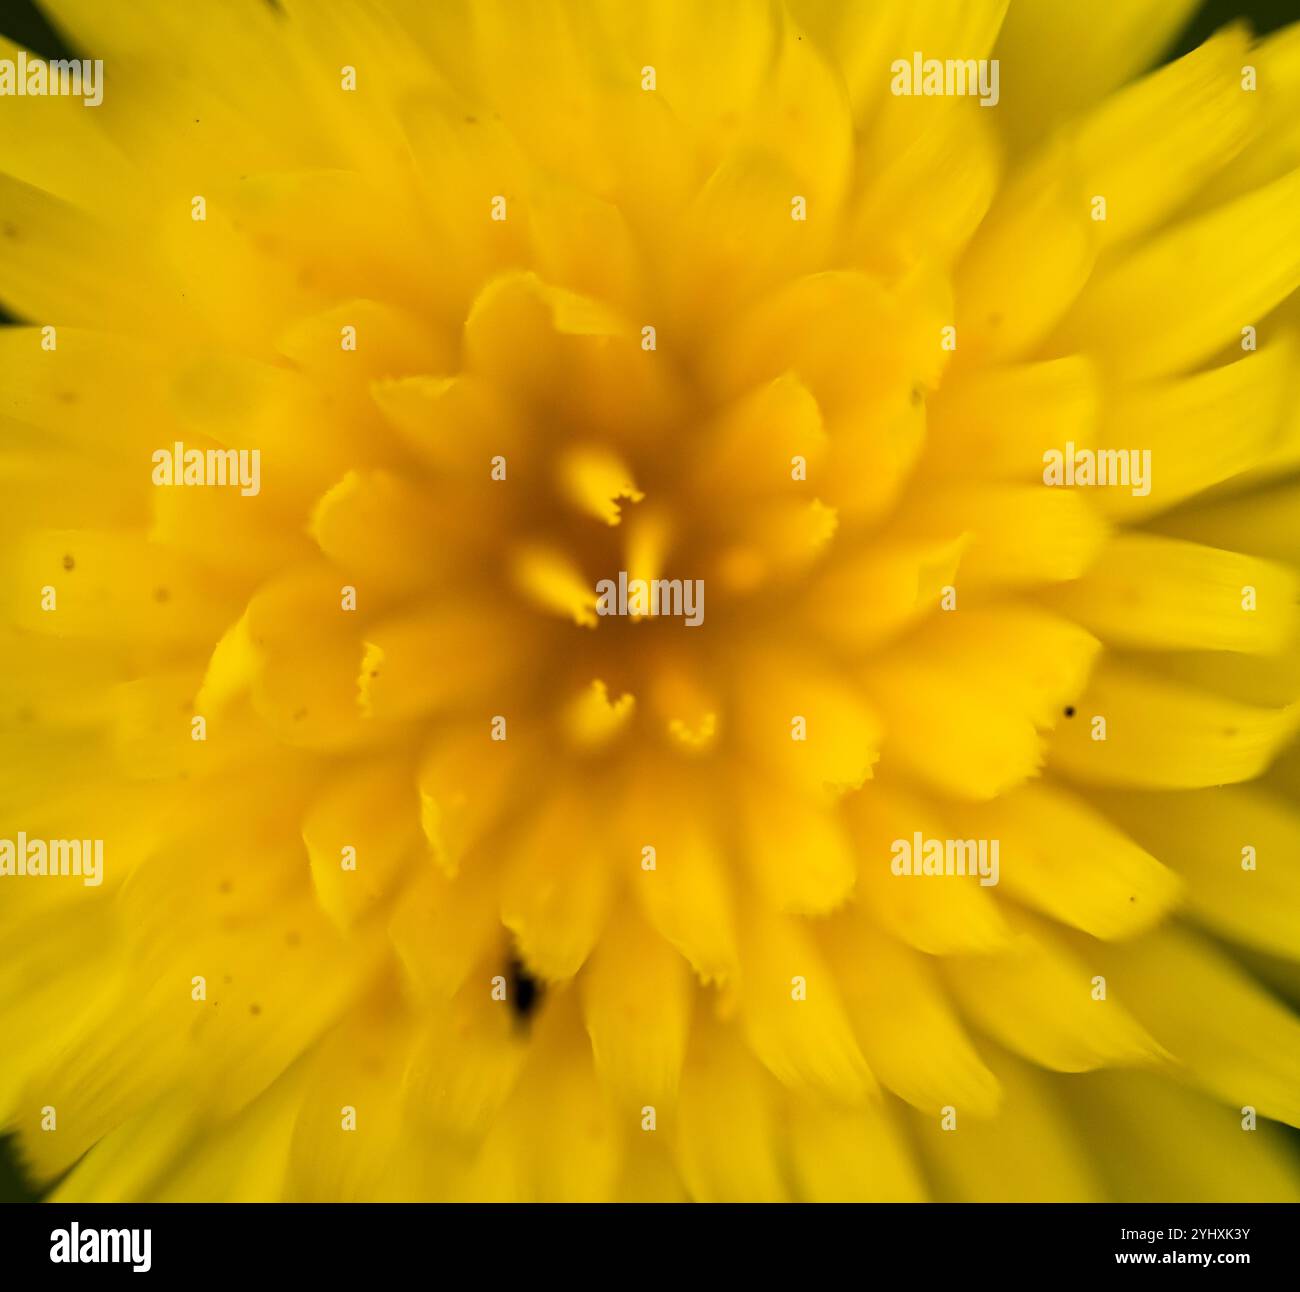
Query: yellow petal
xmin=401 ymin=980 xmax=527 ymax=1145
xmin=910 ymin=1048 xmax=1106 ymax=1201
xmin=580 ymin=900 xmax=693 ymax=1111
xmin=388 ymin=861 xmax=503 ymax=1000
xmin=862 ymin=657 xmax=1046 ymax=802
xmin=1094 ymin=785 xmax=1300 ymax=961
xmin=357 ymin=599 xmax=512 ymax=721
xmin=509 ymin=543 xmax=598 ymax=628
xmin=848 ymin=95 xmax=1000 ymax=276
xmin=370 ymin=373 xmax=522 ymax=476
xmin=734 ymin=647 xmax=880 ymax=799
xmin=1051 ymin=166 xmax=1300 ymax=379
xmin=736 ymin=775 xmax=857 ymax=914
xmin=844 ymin=781 xmax=1011 ymax=952
xmin=692 ymin=373 xmax=827 ymax=498
xmin=1065 ymin=26 xmax=1257 ymax=249
xmin=889 ymin=482 xmax=1108 ymax=590
xmin=308 ymin=469 xmax=456 ymax=593
xmin=1049 ymin=660 xmax=1300 ymax=788
xmin=1049 ymin=534 xmax=1300 ymax=654
xmin=942 ymin=915 xmax=1166 ymax=1073
xmin=464 ymin=994 xmax=621 ymax=1201
xmin=954 ymin=140 xmax=1100 ymax=360
xmin=417 ymin=721 xmax=526 ymax=876
xmin=0 ymin=174 xmax=165 ymax=331
xmin=786 ymin=1093 xmax=927 ymax=1202
xmin=1072 ymin=1069 xmax=1300 ymax=1202
xmin=285 ymin=1009 xmax=435 ymax=1201
xmin=560 ymin=679 xmax=636 ymax=750
xmin=737 ymin=903 xmax=874 ymax=1105
xmin=1091 ymin=926 xmax=1300 ymax=1126
xmin=673 ymin=1015 xmax=790 ymax=1202
xmin=499 ymin=792 xmax=613 ymax=980
xmin=1158 ymin=475 xmax=1300 ymax=565
xmin=790 ymin=0 xmax=1007 ymax=125
xmin=957 ymin=781 xmax=1181 ymax=940
xmin=151 ymin=1069 xmax=307 ymax=1203
xmin=803 ymin=536 xmax=966 ymax=654
xmin=822 ymin=912 xmax=1001 ymax=1117
xmin=992 ymin=0 xmax=1200 ymax=151
xmin=556 ymin=444 xmax=643 ymax=527
xmin=921 ymin=356 xmax=1098 ymax=481
xmin=1087 ymin=336 xmax=1295 ymax=523
xmin=623 ymin=769 xmax=739 ymax=986
xmin=302 ymin=756 xmax=420 ymax=931
xmin=3 ymin=528 xmax=240 ymax=650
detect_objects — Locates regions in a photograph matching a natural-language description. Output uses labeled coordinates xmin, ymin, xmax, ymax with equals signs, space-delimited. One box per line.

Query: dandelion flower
xmin=2 ymin=0 xmax=1300 ymax=1203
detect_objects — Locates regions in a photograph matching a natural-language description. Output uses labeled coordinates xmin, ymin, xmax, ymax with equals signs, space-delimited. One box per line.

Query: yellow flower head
xmin=2 ymin=0 xmax=1300 ymax=1202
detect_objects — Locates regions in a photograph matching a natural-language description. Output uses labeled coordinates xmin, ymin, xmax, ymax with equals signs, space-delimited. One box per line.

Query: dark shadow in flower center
xmin=507 ymin=953 xmax=544 ymax=1031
